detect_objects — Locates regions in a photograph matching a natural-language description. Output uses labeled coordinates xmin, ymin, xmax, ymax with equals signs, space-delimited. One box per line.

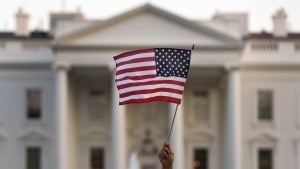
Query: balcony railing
xmin=22 ymin=42 xmax=49 ymax=51
xmin=251 ymin=42 xmax=278 ymax=52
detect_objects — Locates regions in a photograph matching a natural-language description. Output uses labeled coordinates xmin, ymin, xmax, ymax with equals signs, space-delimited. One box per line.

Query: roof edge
xmin=54 ymin=3 xmax=241 ymax=45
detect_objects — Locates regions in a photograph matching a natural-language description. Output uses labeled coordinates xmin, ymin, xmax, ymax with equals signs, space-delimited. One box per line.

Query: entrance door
xmin=90 ymin=147 xmax=105 ymax=169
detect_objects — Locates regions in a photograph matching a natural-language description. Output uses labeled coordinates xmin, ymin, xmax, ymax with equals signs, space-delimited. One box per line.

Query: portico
xmin=52 ymin=4 xmax=242 ymax=169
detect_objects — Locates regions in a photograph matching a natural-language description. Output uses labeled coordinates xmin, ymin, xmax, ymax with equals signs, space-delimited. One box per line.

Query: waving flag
xmin=114 ymin=48 xmax=191 ymax=105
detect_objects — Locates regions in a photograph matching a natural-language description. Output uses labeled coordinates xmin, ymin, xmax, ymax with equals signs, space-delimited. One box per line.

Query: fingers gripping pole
xmin=167 ymin=104 xmax=179 ymax=143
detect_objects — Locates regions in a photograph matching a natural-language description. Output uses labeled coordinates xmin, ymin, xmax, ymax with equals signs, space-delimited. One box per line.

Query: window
xmin=194 ymin=91 xmax=209 ymax=121
xmin=88 ymin=90 xmax=106 ymax=121
xmin=193 ymin=149 xmax=208 ymax=169
xmin=26 ymin=147 xmax=41 ymax=169
xmin=258 ymin=90 xmax=273 ymax=121
xmin=258 ymin=149 xmax=272 ymax=169
xmin=90 ymin=147 xmax=104 ymax=169
xmin=26 ymin=89 xmax=41 ymax=119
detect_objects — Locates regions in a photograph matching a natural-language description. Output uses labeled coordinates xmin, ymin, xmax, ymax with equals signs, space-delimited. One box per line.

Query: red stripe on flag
xmin=119 ymin=96 xmax=181 ymax=105
xmin=116 ymin=66 xmax=156 ymax=75
xmin=114 ymin=49 xmax=154 ymax=60
xmin=115 ymin=75 xmax=157 ymax=82
xmin=118 ymin=80 xmax=185 ymax=89
xmin=120 ymin=88 xmax=183 ymax=98
xmin=116 ymin=57 xmax=155 ymax=67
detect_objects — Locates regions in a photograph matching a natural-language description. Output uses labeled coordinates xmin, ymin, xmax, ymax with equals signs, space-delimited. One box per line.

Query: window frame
xmin=186 ymin=140 xmax=215 ymax=169
xmin=26 ymin=146 xmax=42 ymax=169
xmin=90 ymin=147 xmax=105 ymax=169
xmin=25 ymin=88 xmax=43 ymax=121
xmin=188 ymin=89 xmax=212 ymax=127
xmin=251 ymin=143 xmax=277 ymax=169
xmin=257 ymin=148 xmax=273 ymax=169
xmin=19 ymin=132 xmax=50 ymax=169
xmin=257 ymin=90 xmax=273 ymax=121
xmin=80 ymin=88 xmax=110 ymax=130
xmin=193 ymin=90 xmax=210 ymax=123
xmin=87 ymin=89 xmax=107 ymax=122
xmin=193 ymin=148 xmax=209 ymax=169
xmin=252 ymin=88 xmax=276 ymax=127
xmin=81 ymin=140 xmax=110 ymax=169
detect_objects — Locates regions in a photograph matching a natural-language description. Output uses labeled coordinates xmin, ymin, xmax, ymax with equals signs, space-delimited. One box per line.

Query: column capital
xmin=224 ymin=62 xmax=240 ymax=72
xmin=52 ymin=62 xmax=71 ymax=71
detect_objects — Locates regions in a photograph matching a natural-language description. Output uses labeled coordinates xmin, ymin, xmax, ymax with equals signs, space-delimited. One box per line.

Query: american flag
xmin=114 ymin=48 xmax=191 ymax=105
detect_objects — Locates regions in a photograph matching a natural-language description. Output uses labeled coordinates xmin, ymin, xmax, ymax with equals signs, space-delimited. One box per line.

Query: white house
xmin=0 ymin=4 xmax=299 ymax=169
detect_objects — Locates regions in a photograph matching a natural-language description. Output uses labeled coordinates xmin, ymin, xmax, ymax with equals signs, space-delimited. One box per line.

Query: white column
xmin=111 ymin=72 xmax=127 ymax=169
xmin=169 ymin=103 xmax=184 ymax=169
xmin=54 ymin=62 xmax=70 ymax=169
xmin=224 ymin=65 xmax=241 ymax=169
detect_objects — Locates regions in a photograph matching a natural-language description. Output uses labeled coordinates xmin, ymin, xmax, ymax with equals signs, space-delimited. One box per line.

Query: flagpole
xmin=167 ymin=104 xmax=179 ymax=142
xmin=166 ymin=44 xmax=194 ymax=143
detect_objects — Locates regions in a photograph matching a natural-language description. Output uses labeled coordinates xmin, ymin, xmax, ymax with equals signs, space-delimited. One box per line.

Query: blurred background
xmin=0 ymin=1 xmax=299 ymax=169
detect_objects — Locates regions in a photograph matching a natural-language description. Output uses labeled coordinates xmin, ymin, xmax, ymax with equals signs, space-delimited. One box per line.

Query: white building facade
xmin=0 ymin=4 xmax=299 ymax=169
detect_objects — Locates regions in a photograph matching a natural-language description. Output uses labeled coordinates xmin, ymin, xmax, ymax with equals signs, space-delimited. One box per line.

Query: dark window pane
xmin=193 ymin=149 xmax=208 ymax=169
xmin=258 ymin=90 xmax=273 ymax=120
xmin=259 ymin=149 xmax=272 ymax=169
xmin=90 ymin=147 xmax=104 ymax=169
xmin=26 ymin=89 xmax=41 ymax=119
xmin=26 ymin=147 xmax=41 ymax=169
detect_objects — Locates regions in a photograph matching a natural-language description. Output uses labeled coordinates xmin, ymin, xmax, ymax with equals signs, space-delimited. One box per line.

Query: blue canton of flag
xmin=155 ymin=48 xmax=191 ymax=78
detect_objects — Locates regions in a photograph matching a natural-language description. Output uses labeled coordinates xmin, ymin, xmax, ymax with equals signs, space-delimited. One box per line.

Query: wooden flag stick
xmin=167 ymin=104 xmax=179 ymax=143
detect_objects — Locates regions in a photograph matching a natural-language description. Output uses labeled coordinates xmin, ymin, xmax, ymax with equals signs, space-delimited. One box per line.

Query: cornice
xmin=248 ymin=129 xmax=279 ymax=143
xmin=224 ymin=62 xmax=240 ymax=72
xmin=19 ymin=128 xmax=50 ymax=141
xmin=54 ymin=3 xmax=241 ymax=45
xmin=241 ymin=63 xmax=300 ymax=71
xmin=53 ymin=44 xmax=242 ymax=51
xmin=0 ymin=62 xmax=52 ymax=70
xmin=185 ymin=128 xmax=216 ymax=141
xmin=79 ymin=128 xmax=111 ymax=140
xmin=52 ymin=61 xmax=71 ymax=71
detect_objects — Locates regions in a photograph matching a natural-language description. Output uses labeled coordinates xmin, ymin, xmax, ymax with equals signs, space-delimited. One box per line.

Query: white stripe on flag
xmin=116 ymin=76 xmax=186 ymax=86
xmin=115 ymin=52 xmax=154 ymax=64
xmin=116 ymin=61 xmax=155 ymax=71
xmin=119 ymin=84 xmax=184 ymax=94
xmin=116 ymin=70 xmax=156 ymax=80
xmin=119 ymin=92 xmax=182 ymax=102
